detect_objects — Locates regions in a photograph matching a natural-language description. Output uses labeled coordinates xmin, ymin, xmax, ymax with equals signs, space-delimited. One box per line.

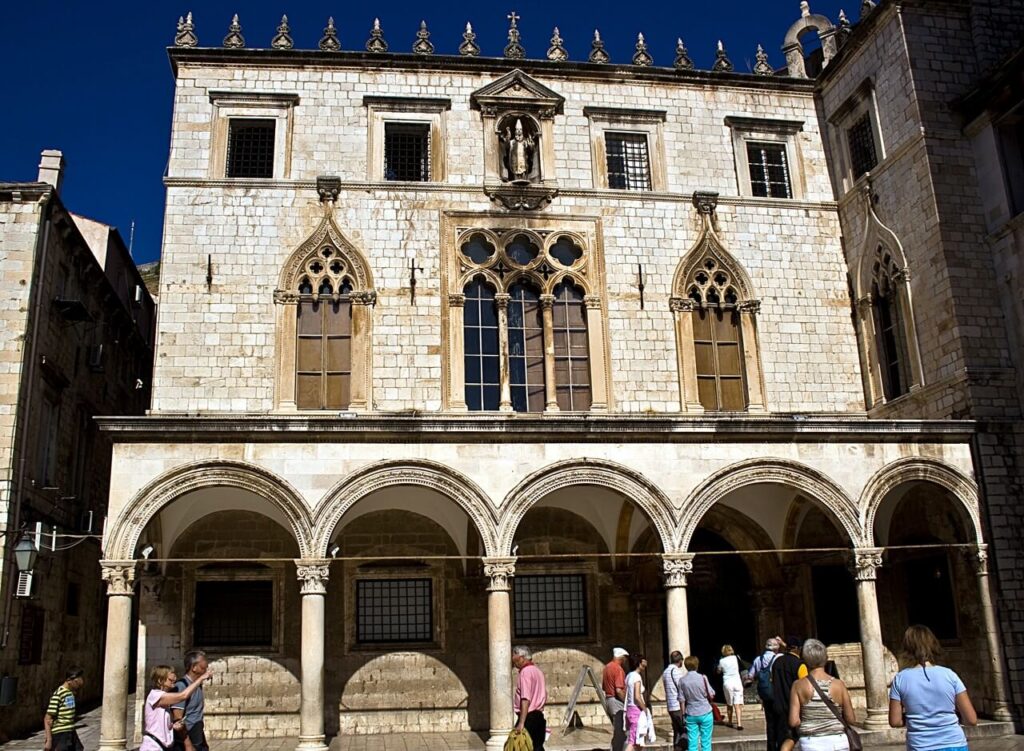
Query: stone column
xmin=852 ymin=549 xmax=888 ymax=728
xmin=349 ymin=291 xmax=377 ymax=412
xmin=447 ymin=293 xmax=468 ymax=411
xmin=969 ymin=545 xmax=1013 ymax=720
xmin=296 ymin=560 xmax=331 ymax=751
xmin=495 ymin=294 xmax=513 ymax=412
xmin=583 ymin=295 xmax=609 ymax=412
xmin=540 ymin=294 xmax=559 ymax=412
xmin=662 ymin=554 xmax=694 ymax=656
xmin=98 ymin=561 xmax=137 ymax=751
xmin=737 ymin=300 xmax=767 ymax=412
xmin=484 ymin=557 xmax=516 ymax=751
xmin=750 ymin=587 xmax=785 ymax=647
xmin=670 ymin=298 xmax=704 ymax=413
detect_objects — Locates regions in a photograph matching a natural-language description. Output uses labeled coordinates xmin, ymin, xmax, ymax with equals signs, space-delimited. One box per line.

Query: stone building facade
xmin=93 ymin=4 xmax=1020 ymax=751
xmin=0 ymin=152 xmax=156 ymax=739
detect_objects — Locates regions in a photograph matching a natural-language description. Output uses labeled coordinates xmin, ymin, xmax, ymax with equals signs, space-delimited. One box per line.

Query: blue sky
xmin=2 ymin=1 xmax=848 ymax=264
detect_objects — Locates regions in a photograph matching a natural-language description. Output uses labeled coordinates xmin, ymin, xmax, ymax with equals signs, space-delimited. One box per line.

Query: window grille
xmin=693 ymin=308 xmax=745 ymax=411
xmin=464 ymin=280 xmax=501 ymax=411
xmin=605 ymin=133 xmax=652 ymax=191
xmin=18 ymin=605 xmax=44 ymax=665
xmin=508 ymin=283 xmax=546 ymax=413
xmin=847 ymin=113 xmax=878 ymax=179
xmin=356 ymin=579 xmax=433 ymax=643
xmin=552 ymin=283 xmax=591 ymax=411
xmin=226 ymin=119 xmax=276 ymax=178
xmin=746 ymin=142 xmax=792 ymax=198
xmin=384 ymin=123 xmax=431 ymax=182
xmin=514 ymin=574 xmax=587 ymax=638
xmin=194 ymin=580 xmax=274 ymax=648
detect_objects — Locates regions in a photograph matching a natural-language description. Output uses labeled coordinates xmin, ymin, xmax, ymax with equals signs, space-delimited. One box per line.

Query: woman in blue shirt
xmin=889 ymin=625 xmax=977 ymax=751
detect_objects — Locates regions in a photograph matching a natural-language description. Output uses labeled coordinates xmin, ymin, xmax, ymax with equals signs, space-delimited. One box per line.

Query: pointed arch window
xmin=464 ymin=278 xmax=501 ymax=411
xmin=552 ymin=282 xmax=591 ymax=411
xmin=507 ymin=281 xmax=546 ymax=413
xmin=296 ymin=273 xmax=354 ymax=410
xmin=867 ymin=245 xmax=913 ymax=402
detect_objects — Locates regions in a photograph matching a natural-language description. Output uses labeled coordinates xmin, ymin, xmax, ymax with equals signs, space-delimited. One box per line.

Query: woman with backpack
xmin=749 ymin=637 xmax=782 ymax=751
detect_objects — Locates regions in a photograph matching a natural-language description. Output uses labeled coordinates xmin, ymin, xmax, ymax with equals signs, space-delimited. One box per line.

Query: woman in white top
xmin=141 ymin=664 xmax=211 ymax=751
xmin=624 ymin=653 xmax=649 ymax=751
xmin=717 ymin=644 xmax=745 ymax=730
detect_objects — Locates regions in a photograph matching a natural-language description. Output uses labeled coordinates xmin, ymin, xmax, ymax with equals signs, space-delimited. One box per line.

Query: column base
xmin=486 ymin=730 xmax=512 ymax=751
xmin=296 ymin=736 xmax=329 ymax=751
xmin=991 ymin=704 xmax=1014 ymax=722
xmin=862 ymin=709 xmax=888 ymax=729
xmin=97 ymin=740 xmax=128 ymax=751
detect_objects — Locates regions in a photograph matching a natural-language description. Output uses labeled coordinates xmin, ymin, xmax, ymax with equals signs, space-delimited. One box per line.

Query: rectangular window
xmin=605 ymin=133 xmax=652 ymax=191
xmin=356 ymin=579 xmax=433 ymax=643
xmin=847 ymin=113 xmax=878 ymax=180
xmin=552 ymin=285 xmax=592 ymax=411
xmin=508 ymin=285 xmax=546 ymax=413
xmin=18 ymin=605 xmax=44 ymax=665
xmin=226 ymin=119 xmax=276 ymax=178
xmin=384 ymin=123 xmax=431 ymax=182
xmin=693 ymin=308 xmax=746 ymax=411
xmin=464 ymin=281 xmax=501 ymax=411
xmin=194 ymin=580 xmax=274 ymax=648
xmin=296 ymin=299 xmax=352 ymax=410
xmin=746 ymin=142 xmax=793 ymax=199
xmin=37 ymin=396 xmax=60 ymax=487
xmin=513 ymin=574 xmax=588 ymax=638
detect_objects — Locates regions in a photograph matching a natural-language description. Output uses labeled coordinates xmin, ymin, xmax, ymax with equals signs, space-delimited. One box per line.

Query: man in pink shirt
xmin=512 ymin=645 xmax=548 ymax=751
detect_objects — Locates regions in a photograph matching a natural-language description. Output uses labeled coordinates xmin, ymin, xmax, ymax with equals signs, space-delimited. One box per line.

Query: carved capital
xmin=852 ymin=548 xmax=884 ymax=581
xmin=539 ymin=294 xmax=555 ymax=310
xmin=296 ymin=559 xmax=331 ymax=595
xmin=494 ymin=293 xmax=511 ymax=310
xmin=101 ymin=561 xmax=137 ymax=596
xmin=737 ymin=299 xmax=761 ymax=314
xmin=274 ymin=289 xmax=300 ymax=305
xmin=583 ymin=295 xmax=602 ymax=310
xmin=350 ymin=290 xmax=378 ymax=306
xmin=448 ymin=293 xmax=467 ymax=308
xmin=662 ymin=553 xmax=695 ymax=588
xmin=669 ymin=296 xmax=696 ymax=313
xmin=483 ymin=556 xmax=516 ymax=592
xmin=892 ymin=268 xmax=911 ymax=284
xmin=316 ymin=175 xmax=342 ymax=204
xmin=968 ymin=544 xmax=989 ymax=576
xmin=692 ymin=191 xmax=720 ymax=216
xmin=856 ymin=294 xmax=874 ymax=311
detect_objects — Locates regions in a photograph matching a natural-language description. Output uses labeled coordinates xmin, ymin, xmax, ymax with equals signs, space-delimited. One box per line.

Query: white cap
xmin=612 ymin=647 xmax=628 ymax=659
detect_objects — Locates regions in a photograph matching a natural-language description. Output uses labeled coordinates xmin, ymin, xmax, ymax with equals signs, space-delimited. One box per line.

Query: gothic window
xmin=507 ymin=282 xmax=546 ymax=413
xmin=605 ymin=133 xmax=652 ymax=191
xmin=226 ymin=119 xmax=276 ymax=178
xmin=552 ymin=282 xmax=591 ymax=411
xmin=688 ymin=260 xmax=746 ymax=411
xmin=384 ymin=122 xmax=431 ymax=182
xmin=847 ymin=112 xmax=878 ymax=180
xmin=871 ymin=247 xmax=910 ymax=400
xmin=746 ymin=142 xmax=793 ymax=199
xmin=296 ymin=271 xmax=353 ymax=411
xmin=464 ymin=278 xmax=501 ymax=411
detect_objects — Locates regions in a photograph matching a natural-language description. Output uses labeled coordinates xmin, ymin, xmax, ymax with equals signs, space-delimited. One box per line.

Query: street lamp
xmin=13 ymin=535 xmax=38 ymax=573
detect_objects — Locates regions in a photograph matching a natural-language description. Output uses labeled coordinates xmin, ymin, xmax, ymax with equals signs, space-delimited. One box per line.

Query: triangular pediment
xmin=470 ymin=69 xmax=564 ymax=115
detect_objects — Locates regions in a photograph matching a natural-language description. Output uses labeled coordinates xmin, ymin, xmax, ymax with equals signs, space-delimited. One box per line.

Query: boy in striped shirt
xmin=43 ymin=667 xmax=84 ymax=751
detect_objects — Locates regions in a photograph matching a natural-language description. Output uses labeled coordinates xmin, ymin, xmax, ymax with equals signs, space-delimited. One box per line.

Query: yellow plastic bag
xmin=503 ymin=729 xmax=534 ymax=751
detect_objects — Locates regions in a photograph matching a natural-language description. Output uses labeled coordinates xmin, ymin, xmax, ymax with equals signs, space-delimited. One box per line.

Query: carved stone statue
xmin=502 ymin=118 xmax=536 ymax=183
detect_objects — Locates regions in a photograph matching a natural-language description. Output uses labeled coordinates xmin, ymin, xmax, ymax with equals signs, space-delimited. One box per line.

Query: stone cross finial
xmin=547 ymin=27 xmax=568 ymax=61
xmin=222 ymin=13 xmax=245 ymax=48
xmin=319 ymin=17 xmax=341 ymax=51
xmin=459 ymin=22 xmax=481 ymax=56
xmin=674 ymin=38 xmax=695 ymax=70
xmin=801 ymin=1 xmax=811 ymax=17
xmin=836 ymin=10 xmax=852 ymax=46
xmin=271 ymin=15 xmax=293 ymax=50
xmin=366 ymin=18 xmax=388 ymax=53
xmin=861 ymin=0 xmax=877 ymax=14
xmin=413 ymin=20 xmax=434 ymax=55
xmin=632 ymin=32 xmax=653 ymax=66
xmin=589 ymin=29 xmax=610 ymax=64
xmin=753 ymin=44 xmax=774 ymax=75
xmin=712 ymin=39 xmax=734 ymax=72
xmin=174 ymin=11 xmax=198 ymax=48
xmin=504 ymin=10 xmax=525 ymax=59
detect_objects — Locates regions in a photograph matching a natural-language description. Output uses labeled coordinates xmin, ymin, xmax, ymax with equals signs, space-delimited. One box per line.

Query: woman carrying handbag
xmin=788 ymin=639 xmax=859 ymax=751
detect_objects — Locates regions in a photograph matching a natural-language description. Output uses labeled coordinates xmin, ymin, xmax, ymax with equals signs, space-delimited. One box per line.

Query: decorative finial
xmin=836 ymin=9 xmax=853 ymax=46
xmin=752 ymin=44 xmax=774 ymax=76
xmin=319 ymin=17 xmax=341 ymax=51
xmin=861 ymin=0 xmax=877 ymax=14
xmin=632 ymin=32 xmax=653 ymax=66
xmin=271 ymin=15 xmax=293 ymax=50
xmin=459 ymin=22 xmax=480 ymax=56
xmin=547 ymin=27 xmax=568 ymax=61
xmin=801 ymin=1 xmax=811 ymax=17
xmin=712 ymin=39 xmax=734 ymax=72
xmin=366 ymin=18 xmax=388 ymax=53
xmin=674 ymin=37 xmax=695 ymax=70
xmin=223 ymin=13 xmax=245 ymax=49
xmin=413 ymin=20 xmax=434 ymax=55
xmin=504 ymin=10 xmax=525 ymax=59
xmin=174 ymin=11 xmax=198 ymax=48
xmin=589 ymin=29 xmax=610 ymax=64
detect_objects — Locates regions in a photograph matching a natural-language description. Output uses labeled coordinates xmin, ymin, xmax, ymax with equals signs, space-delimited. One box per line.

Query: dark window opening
xmin=66 ymin=582 xmax=80 ymax=617
xmin=18 ymin=606 xmax=45 ymax=665
xmin=226 ymin=119 xmax=276 ymax=178
xmin=747 ymin=142 xmax=793 ymax=198
xmin=606 ymin=133 xmax=652 ymax=191
xmin=464 ymin=280 xmax=500 ymax=411
xmin=513 ymin=574 xmax=587 ymax=638
xmin=356 ymin=579 xmax=433 ymax=643
xmin=194 ymin=580 xmax=273 ymax=648
xmin=384 ymin=123 xmax=431 ymax=182
xmin=873 ymin=283 xmax=907 ymax=400
xmin=811 ymin=565 xmax=860 ymax=644
xmin=847 ymin=113 xmax=878 ymax=179
xmin=904 ymin=553 xmax=958 ymax=640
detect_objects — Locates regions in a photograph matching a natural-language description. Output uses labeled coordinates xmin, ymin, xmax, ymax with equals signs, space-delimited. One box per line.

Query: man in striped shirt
xmin=43 ymin=667 xmax=84 ymax=751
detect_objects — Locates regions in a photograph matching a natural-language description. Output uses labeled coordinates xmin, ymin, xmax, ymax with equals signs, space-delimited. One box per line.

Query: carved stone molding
xmin=484 ymin=184 xmax=559 ymax=211
xmin=692 ymin=191 xmax=720 ymax=216
xmin=448 ymin=293 xmax=466 ymax=308
xmin=968 ymin=544 xmax=989 ymax=576
xmin=852 ymin=548 xmax=884 ymax=581
xmin=737 ymin=300 xmax=762 ymax=314
xmin=350 ymin=290 xmax=378 ymax=306
xmin=539 ymin=294 xmax=555 ymax=310
xmin=483 ymin=557 xmax=517 ymax=592
xmin=494 ymin=293 xmax=511 ymax=310
xmin=296 ymin=560 xmax=331 ymax=595
xmin=662 ymin=554 xmax=695 ymax=588
xmin=583 ymin=295 xmax=602 ymax=310
xmin=669 ymin=296 xmax=696 ymax=313
xmin=316 ymin=175 xmax=341 ymax=204
xmin=101 ymin=561 xmax=137 ymax=596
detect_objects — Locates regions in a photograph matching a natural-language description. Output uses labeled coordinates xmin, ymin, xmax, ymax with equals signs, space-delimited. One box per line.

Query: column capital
xmin=100 ymin=560 xmax=137 ymax=596
xmin=662 ymin=553 xmax=695 ymax=588
xmin=295 ymin=559 xmax=331 ymax=595
xmin=539 ymin=294 xmax=555 ymax=310
xmin=737 ymin=299 xmax=761 ymax=314
xmin=483 ymin=556 xmax=516 ymax=592
xmin=856 ymin=294 xmax=874 ymax=311
xmin=494 ymin=293 xmax=511 ymax=310
xmin=448 ymin=292 xmax=466 ymax=308
xmin=350 ymin=290 xmax=378 ymax=306
xmin=669 ymin=296 xmax=696 ymax=313
xmin=852 ymin=548 xmax=884 ymax=581
xmin=967 ymin=543 xmax=989 ymax=575
xmin=583 ymin=294 xmax=602 ymax=310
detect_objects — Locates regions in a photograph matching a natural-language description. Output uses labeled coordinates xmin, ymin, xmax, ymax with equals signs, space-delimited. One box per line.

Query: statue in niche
xmin=500 ymin=118 xmax=538 ymax=184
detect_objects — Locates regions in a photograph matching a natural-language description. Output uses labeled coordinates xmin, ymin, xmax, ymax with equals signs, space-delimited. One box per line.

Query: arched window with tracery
xmin=860 ymin=244 xmax=919 ymax=404
xmin=448 ymin=228 xmax=608 ymax=413
xmin=275 ymin=216 xmax=375 ymax=412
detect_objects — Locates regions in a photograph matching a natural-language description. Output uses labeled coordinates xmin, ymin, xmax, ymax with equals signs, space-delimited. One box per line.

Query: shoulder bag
xmin=806 ymin=677 xmax=862 ymax=751
xmin=703 ymin=676 xmax=724 ymax=723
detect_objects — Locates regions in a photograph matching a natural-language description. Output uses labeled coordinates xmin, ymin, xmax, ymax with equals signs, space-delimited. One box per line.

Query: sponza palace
xmin=42 ymin=1 xmax=1024 ymax=749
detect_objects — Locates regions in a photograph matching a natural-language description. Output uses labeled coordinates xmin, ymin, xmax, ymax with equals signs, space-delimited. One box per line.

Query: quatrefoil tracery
xmin=297 ymin=245 xmax=355 ymax=298
xmin=456 ymin=228 xmax=589 ymax=295
xmin=687 ymin=257 xmax=739 ymax=306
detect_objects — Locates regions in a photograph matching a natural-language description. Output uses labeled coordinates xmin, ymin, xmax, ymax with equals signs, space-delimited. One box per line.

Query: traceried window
xmin=688 ymin=259 xmax=746 ymax=411
xmin=552 ymin=283 xmax=591 ymax=410
xmin=514 ymin=574 xmax=588 ymax=638
xmin=605 ymin=133 xmax=652 ymax=191
xmin=384 ymin=122 xmax=431 ymax=182
xmin=871 ymin=246 xmax=909 ymax=400
xmin=508 ymin=282 xmax=546 ymax=412
xmin=746 ymin=142 xmax=793 ymax=198
xmin=464 ymin=278 xmax=500 ymax=411
xmin=226 ymin=119 xmax=276 ymax=178
xmin=847 ymin=112 xmax=878 ymax=180
xmin=356 ymin=579 xmax=433 ymax=643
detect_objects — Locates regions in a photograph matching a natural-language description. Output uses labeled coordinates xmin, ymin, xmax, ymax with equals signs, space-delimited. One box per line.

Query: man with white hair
xmin=662 ymin=651 xmax=688 ymax=750
xmin=603 ymin=647 xmax=629 ymax=751
xmin=512 ymin=645 xmax=548 ymax=751
xmin=749 ymin=637 xmax=782 ymax=751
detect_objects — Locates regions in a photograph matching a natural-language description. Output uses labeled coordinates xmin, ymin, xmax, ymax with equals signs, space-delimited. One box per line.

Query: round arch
xmin=678 ymin=458 xmax=863 ymax=551
xmin=860 ymin=457 xmax=983 ymax=546
xmin=310 ymin=460 xmax=500 ymax=557
xmin=497 ymin=458 xmax=676 ymax=556
xmin=105 ymin=460 xmax=314 ymax=560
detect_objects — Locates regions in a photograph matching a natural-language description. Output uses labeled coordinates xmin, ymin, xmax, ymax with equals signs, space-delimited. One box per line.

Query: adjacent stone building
xmin=91 ymin=3 xmax=1021 ymax=751
xmin=0 ymin=152 xmax=156 ymax=739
